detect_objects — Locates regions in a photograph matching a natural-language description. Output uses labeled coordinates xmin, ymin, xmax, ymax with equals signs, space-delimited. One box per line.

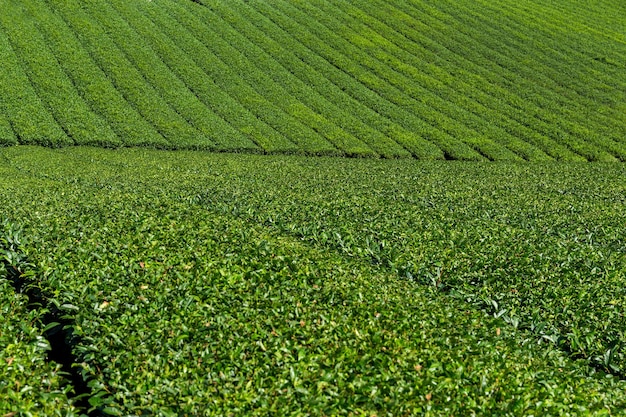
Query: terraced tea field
xmin=2 ymin=0 xmax=626 ymax=415
xmin=0 ymin=0 xmax=625 ymax=159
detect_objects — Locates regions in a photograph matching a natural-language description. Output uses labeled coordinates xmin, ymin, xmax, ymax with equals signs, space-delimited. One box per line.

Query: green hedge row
xmin=437 ymin=0 xmax=625 ymax=161
xmin=466 ymin=0 xmax=626 ymax=160
xmin=150 ymin=2 xmax=300 ymax=154
xmin=1 ymin=0 xmax=624 ymax=160
xmin=286 ymin=0 xmax=529 ymax=162
xmin=157 ymin=1 xmax=376 ymax=158
xmin=358 ymin=0 xmax=603 ymax=162
xmin=466 ymin=0 xmax=626 ymax=153
xmin=355 ymin=0 xmax=585 ymax=162
xmin=0 ymin=31 xmax=70 ymax=147
xmin=137 ymin=1 xmax=296 ymax=154
xmin=44 ymin=0 xmax=201 ymax=149
xmin=295 ymin=0 xmax=623 ymax=163
xmin=21 ymin=0 xmax=167 ymax=148
xmin=198 ymin=1 xmax=429 ymax=159
xmin=175 ymin=1 xmax=417 ymax=159
xmin=0 ymin=2 xmax=120 ymax=147
xmin=267 ymin=0 xmax=514 ymax=161
xmin=158 ymin=1 xmax=339 ymax=156
xmin=109 ymin=0 xmax=279 ymax=153
xmin=89 ymin=0 xmax=259 ymax=151
xmin=247 ymin=1 xmax=484 ymax=161
xmin=216 ymin=0 xmax=461 ymax=160
xmin=391 ymin=0 xmax=619 ymax=161
xmin=320 ymin=0 xmax=554 ymax=162
xmin=474 ymin=0 xmax=626 ymax=106
xmin=80 ymin=0 xmax=219 ymax=150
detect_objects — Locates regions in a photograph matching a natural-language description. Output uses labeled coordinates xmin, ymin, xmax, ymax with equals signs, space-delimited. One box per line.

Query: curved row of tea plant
xmin=0 ymin=219 xmax=77 ymax=415
xmin=127 ymin=0 xmax=375 ymax=157
xmin=2 ymin=146 xmax=626 ymax=414
xmin=0 ymin=0 xmax=625 ymax=159
xmin=0 ymin=4 xmax=119 ymax=148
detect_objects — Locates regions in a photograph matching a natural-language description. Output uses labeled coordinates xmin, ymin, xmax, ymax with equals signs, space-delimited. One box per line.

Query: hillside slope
xmin=0 ymin=0 xmax=625 ymax=160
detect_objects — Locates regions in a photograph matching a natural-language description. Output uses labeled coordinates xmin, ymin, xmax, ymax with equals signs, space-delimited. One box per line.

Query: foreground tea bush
xmin=1 ymin=146 xmax=626 ymax=414
xmin=0 ymin=220 xmax=77 ymax=415
xmin=186 ymin=154 xmax=626 ymax=375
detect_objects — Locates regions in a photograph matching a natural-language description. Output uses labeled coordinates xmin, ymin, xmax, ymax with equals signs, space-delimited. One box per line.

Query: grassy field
xmin=1 ymin=146 xmax=626 ymax=415
xmin=0 ymin=0 xmax=625 ymax=159
xmin=2 ymin=0 xmax=626 ymax=415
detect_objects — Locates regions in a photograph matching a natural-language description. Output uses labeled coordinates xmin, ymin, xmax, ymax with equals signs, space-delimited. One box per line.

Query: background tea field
xmin=0 ymin=0 xmax=625 ymax=159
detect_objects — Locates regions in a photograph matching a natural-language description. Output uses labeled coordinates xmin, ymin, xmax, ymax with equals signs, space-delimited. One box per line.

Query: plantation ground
xmin=2 ymin=146 xmax=626 ymax=415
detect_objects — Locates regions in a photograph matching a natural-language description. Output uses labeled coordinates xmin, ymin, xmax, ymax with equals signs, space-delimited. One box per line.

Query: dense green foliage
xmin=1 ymin=146 xmax=626 ymax=414
xmin=0 ymin=0 xmax=624 ymax=159
xmin=0 ymin=222 xmax=77 ymax=415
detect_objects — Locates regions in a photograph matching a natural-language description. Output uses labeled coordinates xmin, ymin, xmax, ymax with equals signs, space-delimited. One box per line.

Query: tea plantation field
xmin=0 ymin=0 xmax=625 ymax=160
xmin=2 ymin=146 xmax=626 ymax=415
xmin=2 ymin=0 xmax=626 ymax=414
